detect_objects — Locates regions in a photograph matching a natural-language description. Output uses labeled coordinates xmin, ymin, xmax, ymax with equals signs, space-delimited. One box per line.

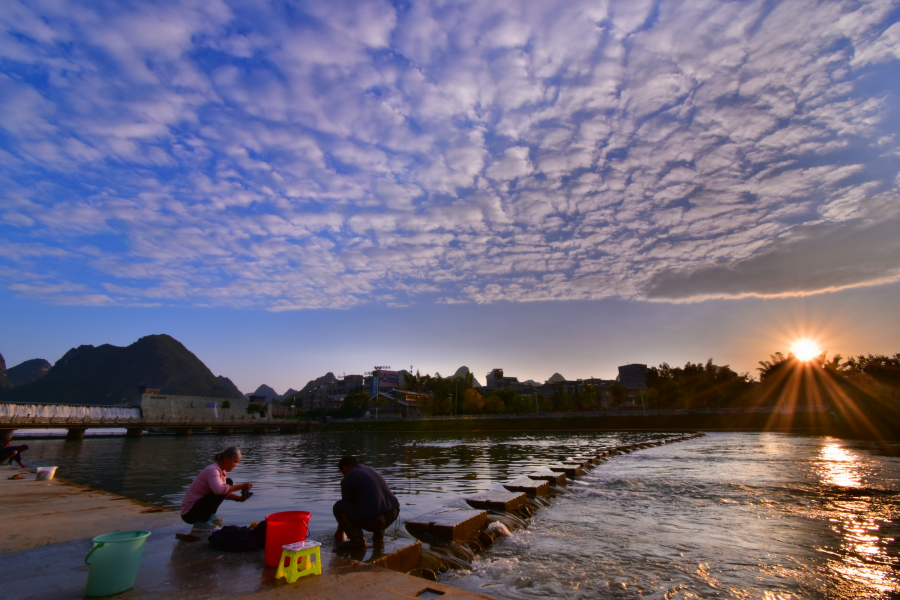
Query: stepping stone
xmin=465 ymin=491 xmax=527 ymax=512
xmin=503 ymin=477 xmax=550 ymax=497
xmin=363 ymin=538 xmax=422 ymax=572
xmin=563 ymin=459 xmax=591 ymax=470
xmin=406 ymin=507 xmax=487 ymax=542
xmin=571 ymin=455 xmax=598 ymax=465
xmin=615 ymin=446 xmax=631 ymax=453
xmin=549 ymin=463 xmax=582 ymax=478
xmin=528 ymin=471 xmax=567 ymax=486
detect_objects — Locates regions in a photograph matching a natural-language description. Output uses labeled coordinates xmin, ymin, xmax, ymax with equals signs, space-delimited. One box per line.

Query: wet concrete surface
xmin=4 ymin=522 xmax=481 ymax=600
xmin=1 ymin=474 xmax=176 ymax=554
xmin=1 ymin=472 xmax=489 ymax=600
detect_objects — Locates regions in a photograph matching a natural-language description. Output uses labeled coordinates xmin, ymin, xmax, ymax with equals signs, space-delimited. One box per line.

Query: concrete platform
xmin=502 ymin=477 xmax=550 ymax=497
xmin=549 ymin=463 xmax=582 ymax=478
xmin=572 ymin=455 xmax=599 ymax=465
xmin=527 ymin=471 xmax=567 ymax=486
xmin=0 ymin=473 xmax=490 ymax=600
xmin=3 ymin=523 xmax=485 ymax=600
xmin=1 ymin=474 xmax=176 ymax=554
xmin=464 ymin=491 xmax=527 ymax=512
xmin=406 ymin=508 xmax=487 ymax=542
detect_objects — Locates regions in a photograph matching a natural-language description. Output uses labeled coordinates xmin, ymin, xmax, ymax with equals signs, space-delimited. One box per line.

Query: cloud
xmin=644 ymin=195 xmax=900 ymax=300
xmin=0 ymin=0 xmax=898 ymax=309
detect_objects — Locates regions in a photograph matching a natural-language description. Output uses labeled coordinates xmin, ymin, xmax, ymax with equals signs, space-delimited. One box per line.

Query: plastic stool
xmin=275 ymin=540 xmax=321 ymax=583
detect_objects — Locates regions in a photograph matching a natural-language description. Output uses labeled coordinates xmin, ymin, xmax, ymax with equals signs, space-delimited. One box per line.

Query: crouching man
xmin=333 ymin=456 xmax=400 ymax=551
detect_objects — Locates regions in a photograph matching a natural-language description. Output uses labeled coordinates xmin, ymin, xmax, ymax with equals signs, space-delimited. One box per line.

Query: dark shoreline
xmin=323 ymin=412 xmax=899 ymax=442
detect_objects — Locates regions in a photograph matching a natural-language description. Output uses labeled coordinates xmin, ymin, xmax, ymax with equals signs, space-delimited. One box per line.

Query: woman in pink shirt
xmin=180 ymin=447 xmax=253 ymax=531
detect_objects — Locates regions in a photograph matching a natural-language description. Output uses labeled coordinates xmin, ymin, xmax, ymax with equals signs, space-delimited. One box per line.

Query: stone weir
xmin=404 ymin=433 xmax=706 ymax=574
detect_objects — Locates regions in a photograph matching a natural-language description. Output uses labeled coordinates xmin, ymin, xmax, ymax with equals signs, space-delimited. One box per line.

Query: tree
xmin=609 ymin=383 xmax=627 ymax=406
xmin=462 ymin=389 xmax=484 ymax=413
xmin=484 ymin=396 xmax=505 ymax=414
xmin=340 ymin=390 xmax=371 ymax=418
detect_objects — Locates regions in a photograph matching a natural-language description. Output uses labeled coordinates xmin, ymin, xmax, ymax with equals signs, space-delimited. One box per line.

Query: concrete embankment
xmin=1 ymin=472 xmax=489 ymax=600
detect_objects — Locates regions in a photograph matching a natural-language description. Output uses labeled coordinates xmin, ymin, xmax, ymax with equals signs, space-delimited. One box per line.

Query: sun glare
xmin=792 ymin=338 xmax=821 ymax=362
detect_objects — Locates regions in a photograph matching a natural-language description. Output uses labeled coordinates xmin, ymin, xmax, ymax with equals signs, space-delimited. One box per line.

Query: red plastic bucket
xmin=264 ymin=511 xmax=311 ymax=567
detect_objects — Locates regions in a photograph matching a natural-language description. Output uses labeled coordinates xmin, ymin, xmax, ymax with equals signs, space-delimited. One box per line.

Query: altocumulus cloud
xmin=0 ymin=0 xmax=899 ymax=309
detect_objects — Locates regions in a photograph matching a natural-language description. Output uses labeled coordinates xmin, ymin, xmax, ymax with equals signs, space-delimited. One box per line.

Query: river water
xmin=18 ymin=431 xmax=900 ymax=599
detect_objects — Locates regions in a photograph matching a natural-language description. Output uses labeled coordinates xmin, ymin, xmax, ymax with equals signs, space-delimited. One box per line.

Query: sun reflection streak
xmin=818 ymin=442 xmax=862 ymax=488
xmin=815 ymin=440 xmax=900 ymax=596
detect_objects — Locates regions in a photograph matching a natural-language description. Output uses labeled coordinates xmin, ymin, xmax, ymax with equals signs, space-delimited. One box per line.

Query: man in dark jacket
xmin=333 ymin=456 xmax=400 ymax=550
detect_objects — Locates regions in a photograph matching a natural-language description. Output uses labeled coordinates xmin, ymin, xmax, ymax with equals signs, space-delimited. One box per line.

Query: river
xmin=18 ymin=431 xmax=900 ymax=599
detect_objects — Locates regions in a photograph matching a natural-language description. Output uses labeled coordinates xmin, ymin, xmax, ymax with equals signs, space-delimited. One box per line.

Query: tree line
xmin=305 ymin=353 xmax=900 ymax=431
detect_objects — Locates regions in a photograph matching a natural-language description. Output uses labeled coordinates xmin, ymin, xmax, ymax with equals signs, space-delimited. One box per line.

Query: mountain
xmin=7 ymin=359 xmax=51 ymax=387
xmin=0 ymin=334 xmax=244 ymax=405
xmin=451 ymin=366 xmax=483 ymax=388
xmin=286 ymin=372 xmax=339 ymax=399
xmin=0 ymin=352 xmax=12 ymax=390
xmin=217 ymin=375 xmax=242 ymax=397
xmin=247 ymin=384 xmax=280 ymax=402
xmin=521 ymin=380 xmax=541 ymax=387
xmin=282 ymin=388 xmax=299 ymax=399
xmin=546 ymin=373 xmax=566 ymax=384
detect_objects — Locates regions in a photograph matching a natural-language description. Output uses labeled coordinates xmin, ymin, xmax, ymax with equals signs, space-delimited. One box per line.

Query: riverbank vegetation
xmin=317 ymin=351 xmax=900 ymax=439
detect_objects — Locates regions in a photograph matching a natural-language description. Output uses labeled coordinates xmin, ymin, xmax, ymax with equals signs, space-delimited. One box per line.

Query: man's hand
xmin=242 ymin=483 xmax=253 ymax=492
xmin=334 ymin=527 xmax=347 ymax=543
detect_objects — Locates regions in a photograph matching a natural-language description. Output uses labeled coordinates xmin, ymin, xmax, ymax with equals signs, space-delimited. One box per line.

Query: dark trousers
xmin=182 ymin=478 xmax=232 ymax=524
xmin=333 ymin=500 xmax=399 ymax=542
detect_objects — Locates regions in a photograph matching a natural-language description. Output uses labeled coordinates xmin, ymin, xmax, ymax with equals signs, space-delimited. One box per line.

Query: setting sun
xmin=792 ymin=339 xmax=821 ymax=362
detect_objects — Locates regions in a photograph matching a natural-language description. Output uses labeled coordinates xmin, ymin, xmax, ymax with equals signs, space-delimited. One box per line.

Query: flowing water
xmin=18 ymin=431 xmax=900 ymax=599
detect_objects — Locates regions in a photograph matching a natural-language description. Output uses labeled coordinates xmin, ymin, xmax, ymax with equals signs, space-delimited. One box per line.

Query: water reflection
xmin=19 ymin=431 xmax=900 ymax=598
xmin=811 ymin=439 xmax=899 ymax=597
xmin=817 ymin=440 xmax=863 ymax=488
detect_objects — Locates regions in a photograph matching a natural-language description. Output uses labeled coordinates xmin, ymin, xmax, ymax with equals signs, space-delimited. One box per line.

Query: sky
xmin=1 ymin=0 xmax=899 ymax=394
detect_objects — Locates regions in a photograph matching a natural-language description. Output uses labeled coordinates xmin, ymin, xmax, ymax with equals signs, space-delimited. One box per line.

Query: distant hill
xmin=0 ymin=353 xmax=12 ymax=390
xmin=8 ymin=359 xmax=51 ymax=386
xmin=217 ymin=375 xmax=242 ymax=397
xmin=282 ymin=388 xmax=299 ymax=399
xmin=546 ymin=373 xmax=566 ymax=384
xmin=0 ymin=334 xmax=244 ymax=405
xmin=247 ymin=384 xmax=280 ymax=402
xmin=451 ymin=366 xmax=483 ymax=387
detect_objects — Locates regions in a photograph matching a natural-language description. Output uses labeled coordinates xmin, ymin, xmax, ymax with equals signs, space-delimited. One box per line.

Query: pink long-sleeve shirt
xmin=181 ymin=463 xmax=230 ymax=515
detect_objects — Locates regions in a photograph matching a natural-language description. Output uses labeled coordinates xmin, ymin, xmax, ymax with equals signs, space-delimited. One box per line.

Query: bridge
xmin=0 ymin=414 xmax=313 ymax=442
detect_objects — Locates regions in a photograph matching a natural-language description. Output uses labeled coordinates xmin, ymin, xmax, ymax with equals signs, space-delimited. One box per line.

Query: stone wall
xmin=139 ymin=393 xmax=270 ymax=422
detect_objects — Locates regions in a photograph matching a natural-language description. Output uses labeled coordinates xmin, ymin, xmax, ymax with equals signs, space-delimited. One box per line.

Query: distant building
xmin=618 ymin=364 xmax=648 ymax=390
xmin=297 ymin=374 xmax=365 ymax=411
xmin=485 ymin=368 xmax=523 ymax=391
xmin=365 ymin=389 xmax=429 ymax=418
xmin=366 ymin=368 xmax=400 ymax=397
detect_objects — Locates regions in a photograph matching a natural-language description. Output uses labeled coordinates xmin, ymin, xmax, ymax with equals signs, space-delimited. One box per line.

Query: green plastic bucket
xmin=84 ymin=530 xmax=151 ymax=597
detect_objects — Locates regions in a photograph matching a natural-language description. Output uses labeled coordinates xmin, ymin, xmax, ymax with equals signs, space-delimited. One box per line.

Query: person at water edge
xmin=333 ymin=456 xmax=400 ymax=551
xmin=181 ymin=447 xmax=252 ymax=531
xmin=0 ymin=444 xmax=28 ymax=468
